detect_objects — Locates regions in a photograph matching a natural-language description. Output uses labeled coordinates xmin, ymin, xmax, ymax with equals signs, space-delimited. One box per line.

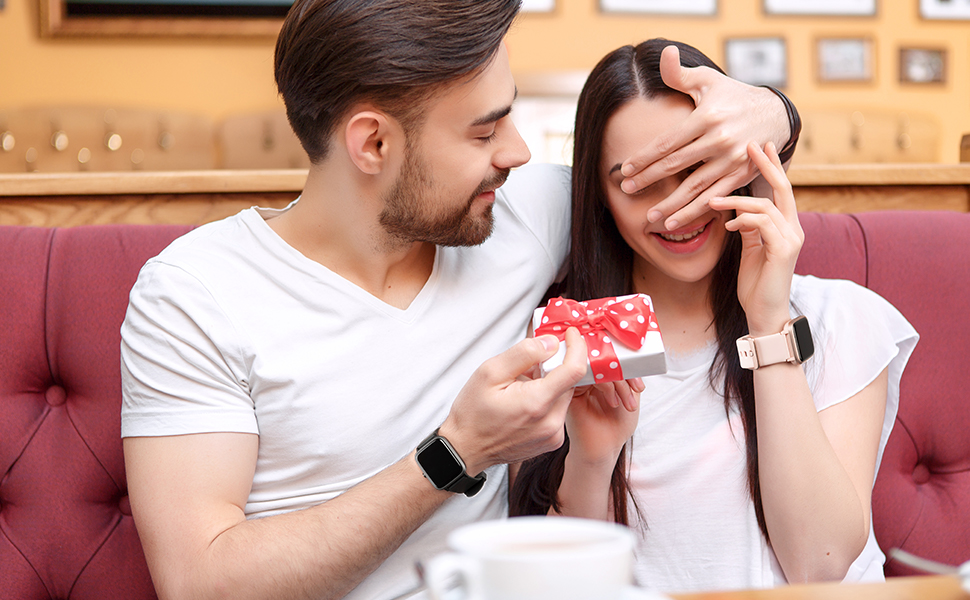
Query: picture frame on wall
xmin=521 ymin=0 xmax=556 ymax=12
xmin=763 ymin=0 xmax=876 ymax=16
xmin=725 ymin=37 xmax=787 ymax=87
xmin=40 ymin=0 xmax=291 ymax=37
xmin=920 ymin=0 xmax=970 ymax=20
xmin=899 ymin=48 xmax=947 ymax=84
xmin=600 ymin=0 xmax=717 ymax=16
xmin=817 ymin=38 xmax=874 ymax=82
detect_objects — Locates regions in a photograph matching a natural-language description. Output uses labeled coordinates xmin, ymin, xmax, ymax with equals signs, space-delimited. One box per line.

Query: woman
xmin=510 ymin=39 xmax=918 ymax=592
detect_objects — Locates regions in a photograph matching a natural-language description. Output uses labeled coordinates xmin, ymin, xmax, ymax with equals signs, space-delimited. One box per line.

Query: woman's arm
xmin=548 ymin=381 xmax=642 ymax=521
xmin=710 ymin=143 xmax=885 ymax=582
xmin=753 ymin=363 xmax=887 ymax=582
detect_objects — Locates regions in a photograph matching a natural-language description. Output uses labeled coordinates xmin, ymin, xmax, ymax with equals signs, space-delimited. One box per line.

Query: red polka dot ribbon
xmin=534 ymin=295 xmax=659 ymax=383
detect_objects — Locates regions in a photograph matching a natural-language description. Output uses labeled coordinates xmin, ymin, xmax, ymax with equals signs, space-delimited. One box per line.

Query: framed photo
xmin=521 ymin=0 xmax=555 ymax=12
xmin=817 ymin=38 xmax=874 ymax=82
xmin=920 ymin=0 xmax=970 ymax=20
xmin=40 ymin=0 xmax=289 ymax=37
xmin=899 ymin=48 xmax=947 ymax=84
xmin=725 ymin=38 xmax=787 ymax=87
xmin=763 ymin=0 xmax=876 ymax=16
xmin=600 ymin=0 xmax=716 ymax=15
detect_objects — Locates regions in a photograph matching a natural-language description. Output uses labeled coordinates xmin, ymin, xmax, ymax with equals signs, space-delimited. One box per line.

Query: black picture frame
xmin=40 ymin=0 xmax=290 ymax=37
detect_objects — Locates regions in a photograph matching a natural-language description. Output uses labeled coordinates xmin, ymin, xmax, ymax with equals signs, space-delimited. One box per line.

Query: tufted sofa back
xmin=1 ymin=212 xmax=968 ymax=596
xmin=796 ymin=211 xmax=970 ymax=576
xmin=1 ymin=224 xmax=191 ymax=599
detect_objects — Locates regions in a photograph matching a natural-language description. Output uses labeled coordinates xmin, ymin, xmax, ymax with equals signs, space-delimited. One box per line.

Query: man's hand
xmin=619 ymin=45 xmax=791 ymax=232
xmin=438 ymin=328 xmax=589 ymax=476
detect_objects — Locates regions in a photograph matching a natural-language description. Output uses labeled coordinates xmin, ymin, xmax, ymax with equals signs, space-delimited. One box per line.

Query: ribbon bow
xmin=534 ymin=295 xmax=659 ymax=383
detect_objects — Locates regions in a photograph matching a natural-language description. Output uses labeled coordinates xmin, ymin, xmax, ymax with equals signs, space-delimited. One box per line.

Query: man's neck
xmin=267 ymin=162 xmax=436 ymax=310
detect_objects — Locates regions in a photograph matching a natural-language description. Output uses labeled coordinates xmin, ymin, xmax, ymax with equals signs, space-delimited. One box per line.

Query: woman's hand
xmin=708 ymin=141 xmax=803 ymax=336
xmin=620 ymin=45 xmax=791 ymax=233
xmin=565 ymin=378 xmax=642 ymax=470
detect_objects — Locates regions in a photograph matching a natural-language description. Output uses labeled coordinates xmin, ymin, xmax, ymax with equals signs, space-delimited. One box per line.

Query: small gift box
xmin=532 ymin=294 xmax=666 ymax=386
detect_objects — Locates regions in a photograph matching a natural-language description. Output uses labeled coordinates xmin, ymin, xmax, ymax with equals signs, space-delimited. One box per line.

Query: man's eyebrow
xmin=470 ymin=87 xmax=518 ymax=127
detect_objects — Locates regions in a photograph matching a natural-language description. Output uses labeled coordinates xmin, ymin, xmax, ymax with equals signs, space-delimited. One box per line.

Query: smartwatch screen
xmin=418 ymin=438 xmax=464 ymax=488
xmin=791 ymin=316 xmax=814 ymax=363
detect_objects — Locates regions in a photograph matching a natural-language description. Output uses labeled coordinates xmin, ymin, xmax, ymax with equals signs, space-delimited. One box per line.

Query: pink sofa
xmin=1 ymin=211 xmax=968 ymax=597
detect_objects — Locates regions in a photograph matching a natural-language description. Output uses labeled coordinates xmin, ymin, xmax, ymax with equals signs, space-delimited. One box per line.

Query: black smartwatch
xmin=415 ymin=429 xmax=486 ymax=497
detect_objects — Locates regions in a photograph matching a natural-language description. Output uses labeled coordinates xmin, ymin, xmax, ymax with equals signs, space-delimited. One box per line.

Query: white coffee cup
xmin=424 ymin=516 xmax=635 ymax=600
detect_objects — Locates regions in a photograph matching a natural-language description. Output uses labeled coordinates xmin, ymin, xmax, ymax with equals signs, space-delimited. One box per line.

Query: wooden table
xmin=670 ymin=575 xmax=968 ymax=600
xmin=3 ymin=164 xmax=970 ymax=227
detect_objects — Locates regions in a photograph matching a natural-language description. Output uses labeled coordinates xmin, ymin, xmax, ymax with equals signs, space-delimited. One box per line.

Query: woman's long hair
xmin=509 ymin=39 xmax=768 ymax=541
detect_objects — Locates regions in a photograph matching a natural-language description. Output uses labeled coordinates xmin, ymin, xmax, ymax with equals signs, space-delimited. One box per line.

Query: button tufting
xmin=912 ymin=463 xmax=931 ymax=485
xmin=45 ymin=386 xmax=67 ymax=406
xmin=119 ymin=496 xmax=132 ymax=516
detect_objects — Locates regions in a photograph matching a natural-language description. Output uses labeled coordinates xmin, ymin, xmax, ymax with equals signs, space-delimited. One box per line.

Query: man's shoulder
xmin=495 ymin=162 xmax=571 ymax=226
xmin=498 ymin=162 xmax=571 ymax=201
xmin=151 ymin=209 xmax=256 ymax=268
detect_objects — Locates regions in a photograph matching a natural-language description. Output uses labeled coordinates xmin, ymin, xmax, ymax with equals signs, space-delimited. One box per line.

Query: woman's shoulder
xmin=790 ymin=273 xmax=917 ymax=348
xmin=790 ymin=274 xmax=918 ymax=412
xmin=790 ymin=274 xmax=898 ymax=317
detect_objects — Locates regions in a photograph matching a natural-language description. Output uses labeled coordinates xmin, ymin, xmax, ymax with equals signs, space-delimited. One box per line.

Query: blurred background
xmin=1 ymin=0 xmax=968 ymax=172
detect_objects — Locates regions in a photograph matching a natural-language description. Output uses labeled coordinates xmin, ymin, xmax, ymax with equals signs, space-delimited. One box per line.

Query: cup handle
xmin=424 ymin=552 xmax=485 ymax=600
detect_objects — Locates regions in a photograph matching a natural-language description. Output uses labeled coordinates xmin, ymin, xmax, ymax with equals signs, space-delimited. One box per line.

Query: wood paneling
xmin=3 ymin=165 xmax=969 ymax=228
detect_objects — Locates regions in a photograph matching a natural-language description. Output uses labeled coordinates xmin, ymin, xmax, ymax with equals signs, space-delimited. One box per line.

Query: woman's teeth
xmin=659 ymin=225 xmax=704 ymax=242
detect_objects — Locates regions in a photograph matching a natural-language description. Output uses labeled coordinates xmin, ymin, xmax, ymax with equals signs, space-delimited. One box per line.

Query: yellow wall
xmin=0 ymin=0 xmax=283 ymax=119
xmin=2 ymin=0 xmax=968 ymax=161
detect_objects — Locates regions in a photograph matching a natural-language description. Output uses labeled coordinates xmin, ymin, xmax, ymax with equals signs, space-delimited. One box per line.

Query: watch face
xmin=417 ymin=438 xmax=464 ymax=488
xmin=791 ymin=316 xmax=814 ymax=363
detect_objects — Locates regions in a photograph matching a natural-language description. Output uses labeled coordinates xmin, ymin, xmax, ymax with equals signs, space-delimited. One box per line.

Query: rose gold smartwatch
xmin=736 ymin=316 xmax=814 ymax=370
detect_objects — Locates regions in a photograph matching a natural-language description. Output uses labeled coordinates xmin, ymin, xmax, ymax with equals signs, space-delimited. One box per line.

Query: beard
xmin=378 ymin=149 xmax=509 ymax=248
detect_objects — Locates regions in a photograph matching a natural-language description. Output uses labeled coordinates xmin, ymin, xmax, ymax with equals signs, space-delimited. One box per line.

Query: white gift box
xmin=532 ymin=294 xmax=667 ymax=386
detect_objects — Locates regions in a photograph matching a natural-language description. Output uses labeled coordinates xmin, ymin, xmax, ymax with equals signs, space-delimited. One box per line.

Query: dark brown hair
xmin=274 ymin=0 xmax=520 ymax=163
xmin=510 ymin=39 xmax=768 ymax=540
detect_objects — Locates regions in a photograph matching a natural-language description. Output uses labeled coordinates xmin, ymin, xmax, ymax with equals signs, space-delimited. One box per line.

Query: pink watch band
xmin=737 ymin=328 xmax=795 ymax=369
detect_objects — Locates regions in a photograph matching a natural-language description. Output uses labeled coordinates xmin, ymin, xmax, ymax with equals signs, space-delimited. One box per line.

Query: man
xmin=121 ymin=1 xmax=796 ymax=599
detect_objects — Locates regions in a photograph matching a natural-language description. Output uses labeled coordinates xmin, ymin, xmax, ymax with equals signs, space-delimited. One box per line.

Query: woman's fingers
xmin=746 ymin=142 xmax=799 ymax=224
xmin=584 ymin=379 xmax=641 ymax=412
xmin=659 ymin=160 xmax=757 ymax=229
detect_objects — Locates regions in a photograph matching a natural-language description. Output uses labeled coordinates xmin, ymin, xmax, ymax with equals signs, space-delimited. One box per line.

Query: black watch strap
xmin=761 ymin=85 xmax=801 ymax=164
xmin=415 ymin=429 xmax=487 ymax=497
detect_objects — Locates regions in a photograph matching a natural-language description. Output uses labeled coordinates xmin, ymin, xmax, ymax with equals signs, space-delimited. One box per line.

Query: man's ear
xmin=345 ymin=110 xmax=395 ymax=175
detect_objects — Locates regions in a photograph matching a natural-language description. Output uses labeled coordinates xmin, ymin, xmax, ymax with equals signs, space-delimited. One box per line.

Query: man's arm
xmin=126 ymin=433 xmax=447 ymax=600
xmin=126 ymin=330 xmax=588 ymax=600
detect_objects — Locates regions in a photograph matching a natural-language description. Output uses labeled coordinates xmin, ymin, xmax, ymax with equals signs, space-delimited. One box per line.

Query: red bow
xmin=534 ymin=295 xmax=659 ymax=383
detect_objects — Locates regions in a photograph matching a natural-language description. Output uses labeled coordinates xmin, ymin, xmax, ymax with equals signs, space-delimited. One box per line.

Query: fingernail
xmin=665 ymin=219 xmax=679 ymax=230
xmin=632 ymin=377 xmax=645 ymax=392
xmin=621 ymin=180 xmax=637 ymax=194
xmin=647 ymin=210 xmax=663 ymax=223
xmin=621 ymin=164 xmax=634 ymax=177
xmin=539 ymin=335 xmax=559 ymax=352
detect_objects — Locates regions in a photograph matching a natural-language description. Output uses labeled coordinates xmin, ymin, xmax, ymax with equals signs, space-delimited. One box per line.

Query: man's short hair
xmin=274 ymin=0 xmax=521 ymax=163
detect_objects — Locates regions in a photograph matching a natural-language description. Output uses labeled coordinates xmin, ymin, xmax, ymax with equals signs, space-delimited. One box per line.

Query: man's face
xmin=378 ymin=44 xmax=531 ymax=247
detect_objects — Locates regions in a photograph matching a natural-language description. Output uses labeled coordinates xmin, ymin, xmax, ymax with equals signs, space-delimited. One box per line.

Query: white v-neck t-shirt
xmin=628 ymin=274 xmax=918 ymax=593
xmin=120 ymin=163 xmax=572 ymax=600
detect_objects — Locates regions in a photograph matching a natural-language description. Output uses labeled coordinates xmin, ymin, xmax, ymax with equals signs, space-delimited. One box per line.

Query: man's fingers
xmin=483 ymin=334 xmax=561 ymax=386
xmin=621 ymin=135 xmax=705 ymax=195
xmin=658 ymin=44 xmax=705 ymax=103
xmin=542 ymin=328 xmax=588 ymax=393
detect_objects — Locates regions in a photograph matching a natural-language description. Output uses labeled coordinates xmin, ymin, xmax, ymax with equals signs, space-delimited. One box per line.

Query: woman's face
xmin=599 ymin=94 xmax=730 ymax=288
